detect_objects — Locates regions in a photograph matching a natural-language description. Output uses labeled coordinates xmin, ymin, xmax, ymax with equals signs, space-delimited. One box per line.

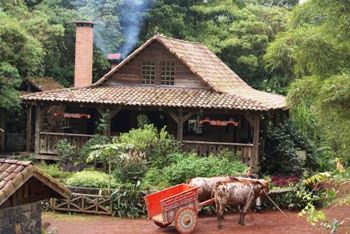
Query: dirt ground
xmin=43 ymin=203 xmax=350 ymax=234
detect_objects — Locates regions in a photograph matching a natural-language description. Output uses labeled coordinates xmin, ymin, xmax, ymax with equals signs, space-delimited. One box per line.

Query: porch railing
xmin=38 ymin=133 xmax=254 ymax=165
xmin=39 ymin=132 xmax=94 ymax=155
xmin=182 ymin=140 xmax=253 ymax=165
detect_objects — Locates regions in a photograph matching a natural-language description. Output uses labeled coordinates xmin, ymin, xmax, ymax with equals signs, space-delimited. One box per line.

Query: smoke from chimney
xmin=117 ymin=0 xmax=153 ymax=58
xmin=73 ymin=21 xmax=96 ymax=87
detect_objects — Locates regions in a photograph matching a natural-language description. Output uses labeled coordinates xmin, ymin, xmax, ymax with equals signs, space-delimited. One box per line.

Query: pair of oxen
xmin=187 ymin=175 xmax=269 ymax=229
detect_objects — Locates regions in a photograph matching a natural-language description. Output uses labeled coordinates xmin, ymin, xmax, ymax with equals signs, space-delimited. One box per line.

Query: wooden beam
xmin=245 ymin=113 xmax=255 ymax=126
xmin=0 ymin=112 xmax=5 ymax=152
xmin=97 ymin=107 xmax=121 ymax=136
xmin=35 ymin=104 xmax=41 ymax=154
xmin=26 ymin=105 xmax=32 ymax=152
xmin=168 ymin=111 xmax=179 ymax=125
xmin=182 ymin=111 xmax=194 ymax=124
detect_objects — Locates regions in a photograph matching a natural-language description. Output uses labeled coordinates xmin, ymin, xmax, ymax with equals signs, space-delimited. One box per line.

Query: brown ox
xmin=187 ymin=175 xmax=238 ymax=202
xmin=213 ymin=179 xmax=269 ymax=229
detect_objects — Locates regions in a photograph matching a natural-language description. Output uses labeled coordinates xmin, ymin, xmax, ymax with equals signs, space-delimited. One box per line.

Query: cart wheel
xmin=154 ymin=220 xmax=172 ymax=228
xmin=175 ymin=207 xmax=198 ymax=234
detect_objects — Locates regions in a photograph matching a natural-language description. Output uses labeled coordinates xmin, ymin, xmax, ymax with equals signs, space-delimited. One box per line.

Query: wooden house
xmin=20 ymin=22 xmax=287 ymax=171
xmin=0 ymin=159 xmax=71 ymax=233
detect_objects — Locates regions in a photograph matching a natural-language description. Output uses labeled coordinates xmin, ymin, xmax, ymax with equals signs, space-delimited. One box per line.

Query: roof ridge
xmin=155 ymin=34 xmax=203 ymax=45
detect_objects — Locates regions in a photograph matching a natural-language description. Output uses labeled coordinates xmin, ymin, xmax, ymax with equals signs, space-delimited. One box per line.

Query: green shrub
xmin=113 ymin=150 xmax=148 ymax=184
xmin=55 ymin=139 xmax=83 ymax=171
xmin=79 ymin=134 xmax=111 ymax=172
xmin=66 ymin=170 xmax=118 ymax=188
xmin=116 ymin=124 xmax=180 ymax=168
xmin=111 ymin=182 xmax=146 ymax=218
xmin=39 ymin=163 xmax=73 ymax=183
xmin=143 ymin=152 xmax=248 ymax=187
xmin=261 ymin=119 xmax=317 ymax=176
xmin=142 ymin=167 xmax=171 ymax=191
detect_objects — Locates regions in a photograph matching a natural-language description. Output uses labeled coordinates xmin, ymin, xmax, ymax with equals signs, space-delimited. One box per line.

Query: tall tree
xmin=0 ymin=11 xmax=45 ymax=114
xmin=265 ymin=0 xmax=350 ymax=160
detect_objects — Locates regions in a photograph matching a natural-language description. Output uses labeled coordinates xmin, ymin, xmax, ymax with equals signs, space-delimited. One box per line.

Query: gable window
xmin=141 ymin=61 xmax=156 ymax=84
xmin=161 ymin=62 xmax=175 ymax=85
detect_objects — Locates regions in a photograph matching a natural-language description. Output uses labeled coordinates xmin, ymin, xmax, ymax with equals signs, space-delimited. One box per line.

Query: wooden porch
xmin=36 ymin=132 xmax=254 ymax=165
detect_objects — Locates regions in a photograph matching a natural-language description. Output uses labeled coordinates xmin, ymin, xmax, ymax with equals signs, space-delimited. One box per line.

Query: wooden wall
xmin=105 ymin=41 xmax=209 ymax=89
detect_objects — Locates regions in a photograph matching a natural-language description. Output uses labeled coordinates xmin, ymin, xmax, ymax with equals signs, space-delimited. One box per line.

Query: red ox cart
xmin=145 ymin=184 xmax=214 ymax=234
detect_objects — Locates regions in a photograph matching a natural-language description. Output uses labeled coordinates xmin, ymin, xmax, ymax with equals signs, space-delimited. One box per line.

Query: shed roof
xmin=20 ymin=35 xmax=286 ymax=111
xmin=0 ymin=159 xmax=71 ymax=207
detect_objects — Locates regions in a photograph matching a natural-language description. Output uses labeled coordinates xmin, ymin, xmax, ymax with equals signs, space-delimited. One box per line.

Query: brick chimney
xmin=73 ymin=21 xmax=97 ymax=87
xmin=107 ymin=53 xmax=121 ymax=70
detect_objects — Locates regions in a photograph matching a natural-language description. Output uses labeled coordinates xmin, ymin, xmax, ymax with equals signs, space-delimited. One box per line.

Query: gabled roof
xmin=96 ymin=35 xmax=252 ymax=94
xmin=20 ymin=35 xmax=286 ymax=111
xmin=0 ymin=159 xmax=71 ymax=207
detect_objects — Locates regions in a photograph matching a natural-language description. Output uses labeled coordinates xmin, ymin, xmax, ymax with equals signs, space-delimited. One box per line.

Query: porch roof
xmin=20 ymin=86 xmax=285 ymax=111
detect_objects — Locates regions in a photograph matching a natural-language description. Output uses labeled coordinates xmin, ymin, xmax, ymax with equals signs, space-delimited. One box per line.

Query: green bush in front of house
xmin=115 ymin=124 xmax=181 ymax=169
xmin=66 ymin=170 xmax=118 ymax=188
xmin=142 ymin=151 xmax=248 ymax=189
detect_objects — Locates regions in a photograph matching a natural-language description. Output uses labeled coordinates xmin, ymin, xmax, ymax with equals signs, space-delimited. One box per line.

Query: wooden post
xmin=252 ymin=115 xmax=260 ymax=171
xmin=35 ymin=104 xmax=41 ymax=154
xmin=26 ymin=105 xmax=32 ymax=152
xmin=169 ymin=109 xmax=194 ymax=142
xmin=97 ymin=107 xmax=120 ymax=136
xmin=0 ymin=112 xmax=5 ymax=152
xmin=245 ymin=113 xmax=261 ymax=171
xmin=177 ymin=108 xmax=183 ymax=141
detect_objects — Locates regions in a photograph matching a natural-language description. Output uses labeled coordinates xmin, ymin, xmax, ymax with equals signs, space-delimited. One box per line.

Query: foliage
xmin=116 ymin=124 xmax=180 ymax=168
xmin=113 ymin=150 xmax=148 ymax=184
xmin=271 ymin=174 xmax=298 ymax=187
xmin=265 ymin=0 xmax=350 ymax=163
xmin=78 ymin=134 xmax=111 ymax=168
xmin=269 ymin=180 xmax=319 ymax=210
xmin=66 ymin=170 xmax=118 ymax=188
xmin=55 ymin=139 xmax=83 ymax=172
xmin=39 ymin=163 xmax=73 ymax=183
xmin=298 ymin=169 xmax=349 ymax=233
xmin=87 ymin=142 xmax=134 ymax=193
xmin=261 ymin=118 xmax=317 ymax=176
xmin=111 ymin=182 xmax=146 ymax=218
xmin=144 ymin=152 xmax=248 ymax=187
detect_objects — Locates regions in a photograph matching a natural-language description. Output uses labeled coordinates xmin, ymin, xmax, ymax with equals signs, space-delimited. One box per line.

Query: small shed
xmin=0 ymin=159 xmax=71 ymax=234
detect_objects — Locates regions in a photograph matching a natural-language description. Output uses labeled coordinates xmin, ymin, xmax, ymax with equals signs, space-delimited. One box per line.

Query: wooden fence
xmin=50 ymin=192 xmax=112 ymax=215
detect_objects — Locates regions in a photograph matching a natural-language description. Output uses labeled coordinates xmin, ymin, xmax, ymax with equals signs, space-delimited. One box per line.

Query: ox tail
xmin=211 ymin=181 xmax=223 ymax=214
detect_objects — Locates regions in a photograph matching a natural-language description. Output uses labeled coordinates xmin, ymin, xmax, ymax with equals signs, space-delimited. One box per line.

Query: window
xmin=161 ymin=62 xmax=175 ymax=85
xmin=141 ymin=61 xmax=156 ymax=84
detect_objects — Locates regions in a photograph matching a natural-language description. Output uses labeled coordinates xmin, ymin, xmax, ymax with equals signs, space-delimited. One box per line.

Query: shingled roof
xmin=0 ymin=159 xmax=71 ymax=207
xmin=20 ymin=35 xmax=286 ymax=111
xmin=21 ymin=86 xmax=284 ymax=111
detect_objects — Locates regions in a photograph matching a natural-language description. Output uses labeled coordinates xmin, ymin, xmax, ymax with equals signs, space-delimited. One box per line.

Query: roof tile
xmin=0 ymin=159 xmax=72 ymax=206
xmin=21 ymin=86 xmax=285 ymax=111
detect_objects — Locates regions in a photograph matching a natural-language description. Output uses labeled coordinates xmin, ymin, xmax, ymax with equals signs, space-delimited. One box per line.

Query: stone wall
xmin=0 ymin=202 xmax=42 ymax=234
